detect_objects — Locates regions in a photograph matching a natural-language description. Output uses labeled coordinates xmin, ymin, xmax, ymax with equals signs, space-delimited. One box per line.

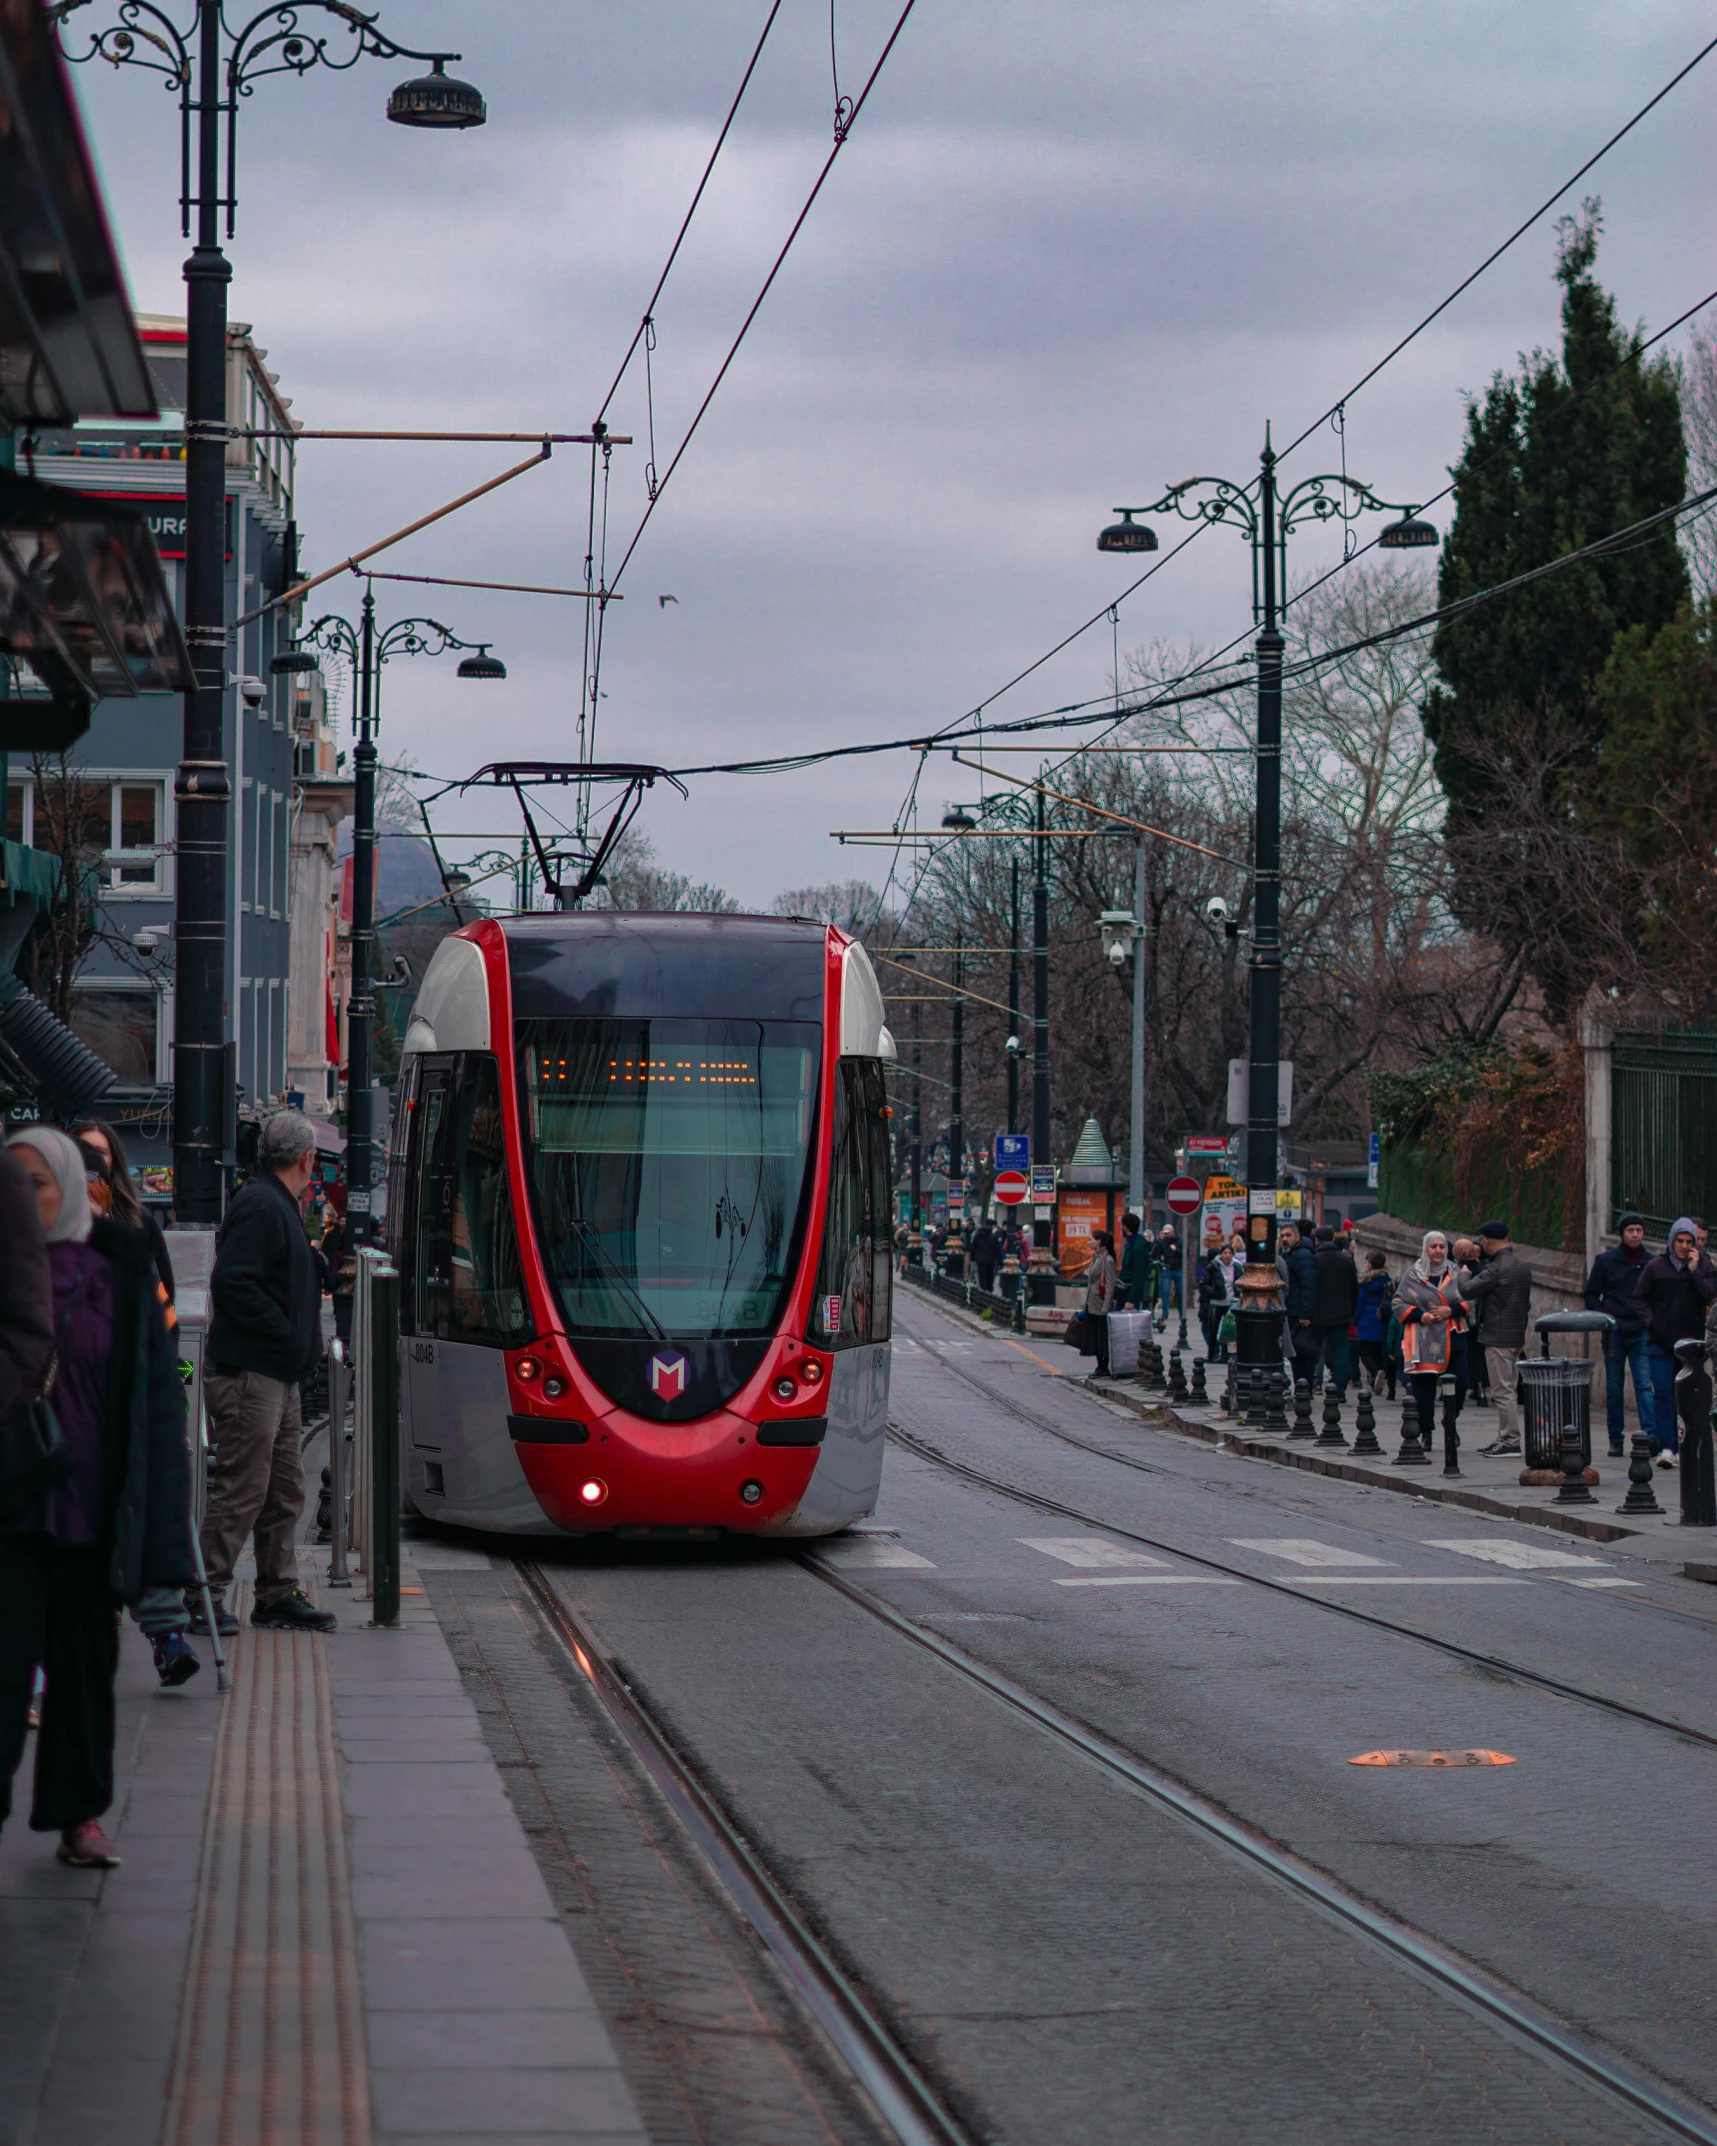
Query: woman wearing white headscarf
xmin=1392 ymin=1230 xmax=1471 ymax=1466
xmin=0 ymin=1128 xmax=194 ymax=1870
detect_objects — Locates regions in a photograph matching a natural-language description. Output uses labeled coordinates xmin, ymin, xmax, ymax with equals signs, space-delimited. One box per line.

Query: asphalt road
xmin=420 ymin=1290 xmax=1717 ymax=2145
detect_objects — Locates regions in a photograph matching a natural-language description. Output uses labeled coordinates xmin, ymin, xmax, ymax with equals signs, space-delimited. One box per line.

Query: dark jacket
xmin=1355 ymin=1271 xmax=1393 ymax=1341
xmin=1311 ymin=1244 xmax=1359 ymax=1328
xmin=1462 ymin=1244 xmax=1533 ymax=1350
xmin=1584 ymin=1242 xmax=1649 ymax=1339
xmin=1198 ymin=1254 xmax=1239 ymax=1312
xmin=1118 ymin=1232 xmax=1152 ymax=1307
xmin=1635 ymin=1252 xmax=1717 ymax=1353
xmin=1282 ymin=1241 xmax=1317 ymax=1322
xmin=207 ymin=1171 xmax=321 ymax=1382
xmin=968 ymin=1224 xmax=999 ymax=1270
xmin=95 ymin=1218 xmax=197 ymax=1603
xmin=0 ymin=1147 xmax=53 ymax=1422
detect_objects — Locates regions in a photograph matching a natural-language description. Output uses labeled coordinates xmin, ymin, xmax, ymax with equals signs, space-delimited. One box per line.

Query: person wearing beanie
xmin=1634 ymin=1218 xmax=1716 ymax=1464
xmin=1585 ymin=1212 xmax=1655 ymax=1457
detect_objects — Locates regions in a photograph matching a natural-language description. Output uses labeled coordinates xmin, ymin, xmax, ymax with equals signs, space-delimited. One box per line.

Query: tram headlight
xmin=543 ymin=1376 xmax=567 ymax=1400
xmin=739 ymin=1480 xmax=764 ymax=1505
xmin=801 ymin=1358 xmax=824 ymax=1386
xmin=774 ymin=1376 xmax=797 ymax=1400
xmin=515 ymin=1355 xmax=543 ymax=1383
xmin=579 ymin=1479 xmax=607 ymax=1507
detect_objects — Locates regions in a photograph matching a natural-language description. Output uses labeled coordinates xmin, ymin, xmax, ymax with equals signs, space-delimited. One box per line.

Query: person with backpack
xmin=1354 ymin=1250 xmax=1396 ymax=1398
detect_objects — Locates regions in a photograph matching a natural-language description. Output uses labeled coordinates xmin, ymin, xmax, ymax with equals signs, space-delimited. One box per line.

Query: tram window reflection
xmin=813 ymin=1060 xmax=894 ymax=1349
xmin=406 ymin=1053 xmax=531 ymax=1346
xmin=517 ymin=1017 xmax=819 ymax=1339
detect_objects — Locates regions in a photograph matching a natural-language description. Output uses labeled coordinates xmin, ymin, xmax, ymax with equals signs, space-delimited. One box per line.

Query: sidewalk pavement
xmin=0 ymin=1544 xmax=645 ymax=2146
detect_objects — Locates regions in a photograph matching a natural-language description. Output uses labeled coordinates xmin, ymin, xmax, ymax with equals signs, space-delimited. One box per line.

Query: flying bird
xmin=657 ymin=594 xmax=678 ymax=608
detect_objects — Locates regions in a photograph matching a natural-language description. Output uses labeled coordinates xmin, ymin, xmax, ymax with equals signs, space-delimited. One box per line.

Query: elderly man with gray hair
xmin=190 ymin=1111 xmax=335 ymax=1635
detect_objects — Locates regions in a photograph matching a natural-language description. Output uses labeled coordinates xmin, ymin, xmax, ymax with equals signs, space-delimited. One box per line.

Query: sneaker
xmin=250 ymin=1589 xmax=337 ymax=1633
xmin=1656 ymin=1449 xmax=1679 ymax=1469
xmin=57 ymin=1820 xmax=120 ymax=1868
xmin=1609 ymin=1443 xmax=1626 ymax=1459
xmin=151 ymin=1632 xmax=201 ymax=1688
xmin=185 ymin=1597 xmax=239 ymax=1639
xmin=1477 ymin=1439 xmax=1521 ymax=1457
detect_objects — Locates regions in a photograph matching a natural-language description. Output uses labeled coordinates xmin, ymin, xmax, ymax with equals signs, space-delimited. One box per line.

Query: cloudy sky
xmin=69 ymin=0 xmax=1715 ymax=909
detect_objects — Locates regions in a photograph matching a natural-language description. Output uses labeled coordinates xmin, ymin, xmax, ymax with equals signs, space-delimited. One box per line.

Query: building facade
xmin=12 ymin=313 xmax=349 ymax=1166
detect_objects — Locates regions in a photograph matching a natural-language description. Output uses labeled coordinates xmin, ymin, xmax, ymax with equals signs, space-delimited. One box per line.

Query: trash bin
xmin=1108 ymin=1310 xmax=1149 ymax=1377
xmin=1519 ymin=1357 xmax=1592 ymax=1472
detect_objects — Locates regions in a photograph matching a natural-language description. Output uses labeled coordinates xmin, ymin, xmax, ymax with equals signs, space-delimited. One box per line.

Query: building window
xmin=7 ymin=776 xmax=166 ymax=895
xmin=69 ymin=985 xmax=161 ymax=1086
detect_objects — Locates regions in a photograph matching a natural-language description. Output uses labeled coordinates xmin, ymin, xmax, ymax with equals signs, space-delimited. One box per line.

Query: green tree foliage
xmin=1583 ymin=595 xmax=1717 ymax=1011
xmin=1422 ymin=207 xmax=1687 ymax=1017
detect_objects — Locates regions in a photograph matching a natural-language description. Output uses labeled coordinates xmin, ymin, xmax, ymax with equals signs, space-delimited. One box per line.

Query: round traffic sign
xmin=1166 ymin=1174 xmax=1202 ymax=1215
xmin=993 ymin=1170 xmax=1029 ymax=1205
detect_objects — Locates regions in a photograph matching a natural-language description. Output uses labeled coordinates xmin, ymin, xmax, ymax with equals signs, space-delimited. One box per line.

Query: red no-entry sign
xmin=993 ymin=1169 xmax=1030 ymax=1205
xmin=1165 ymin=1175 xmax=1202 ymax=1215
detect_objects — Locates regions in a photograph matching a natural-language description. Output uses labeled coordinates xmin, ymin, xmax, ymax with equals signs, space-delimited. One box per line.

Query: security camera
xmin=1004 ymin=1033 xmax=1022 ymax=1056
xmin=238 ymin=676 xmax=266 ymax=708
xmin=1106 ymin=939 xmax=1128 ymax=970
xmin=133 ymin=925 xmax=162 ymax=956
xmin=1204 ymin=894 xmax=1232 ymax=925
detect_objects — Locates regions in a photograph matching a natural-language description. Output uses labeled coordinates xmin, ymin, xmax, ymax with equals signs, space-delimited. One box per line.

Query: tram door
xmin=400 ymin=1052 xmax=537 ymax=1523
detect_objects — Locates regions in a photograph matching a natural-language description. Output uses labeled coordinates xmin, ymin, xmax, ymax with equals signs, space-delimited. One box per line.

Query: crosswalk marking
xmin=1555 ymin=1576 xmax=1643 ymax=1589
xmin=1286 ymin=1575 xmax=1529 ymax=1587
xmin=1422 ymin=1537 xmax=1610 ymax=1572
xmin=1052 ymin=1575 xmax=1241 ymax=1588
xmin=1227 ymin=1538 xmax=1393 ymax=1569
xmin=815 ymin=1539 xmax=937 ymax=1570
xmin=1020 ymin=1536 xmax=1169 ymax=1570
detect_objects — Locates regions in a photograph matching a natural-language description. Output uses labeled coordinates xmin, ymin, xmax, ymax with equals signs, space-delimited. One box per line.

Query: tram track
xmin=795 ymin=1547 xmax=1717 ymax=2146
xmin=510 ymin=1557 xmax=974 ymax=2146
xmin=890 ymin=1330 xmax=1717 ymax=1754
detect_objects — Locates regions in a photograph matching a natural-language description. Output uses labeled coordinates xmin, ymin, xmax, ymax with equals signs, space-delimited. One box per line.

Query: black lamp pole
xmin=1028 ymin=780 xmax=1054 ymax=1306
xmin=946 ymin=929 xmax=964 ymax=1276
xmin=281 ymin=599 xmax=504 ymax=1246
xmin=54 ymin=1 xmax=485 ymax=1222
xmin=1100 ymin=436 xmax=1435 ymax=1408
xmin=1007 ymin=857 xmax=1021 ymax=1137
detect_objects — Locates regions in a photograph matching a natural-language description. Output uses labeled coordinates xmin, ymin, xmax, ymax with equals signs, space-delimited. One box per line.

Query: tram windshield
xmin=516 ymin=1017 xmax=820 ymax=1338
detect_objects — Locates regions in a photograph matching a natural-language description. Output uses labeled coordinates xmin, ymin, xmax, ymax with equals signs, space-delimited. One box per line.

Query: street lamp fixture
xmin=1101 ymin=430 xmax=1437 ymax=1422
xmin=1096 ymin=510 xmax=1159 ymax=555
xmin=941 ymin=807 xmax=977 ymax=832
xmin=1379 ymin=509 xmax=1439 ymax=550
xmin=455 ymin=646 xmax=507 ymax=680
xmin=386 ymin=59 xmax=487 ymax=130
xmin=269 ymin=647 xmax=321 ymax=676
xmin=51 ymin=0 xmax=489 ymax=1225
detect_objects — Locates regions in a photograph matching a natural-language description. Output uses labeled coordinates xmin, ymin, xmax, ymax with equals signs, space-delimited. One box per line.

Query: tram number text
xmin=410 ymin=1342 xmax=435 ymax=1364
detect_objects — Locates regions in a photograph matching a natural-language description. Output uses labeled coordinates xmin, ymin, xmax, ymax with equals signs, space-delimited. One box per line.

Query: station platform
xmin=0 ymin=1547 xmax=645 ymax=2146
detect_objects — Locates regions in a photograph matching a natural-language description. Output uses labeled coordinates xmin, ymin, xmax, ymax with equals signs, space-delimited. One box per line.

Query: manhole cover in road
xmin=1350 ymin=1749 xmax=1516 ymax=1767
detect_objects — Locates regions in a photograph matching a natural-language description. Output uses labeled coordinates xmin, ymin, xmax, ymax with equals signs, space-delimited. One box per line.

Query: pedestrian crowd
xmin=1 ymin=1107 xmax=338 ymax=1871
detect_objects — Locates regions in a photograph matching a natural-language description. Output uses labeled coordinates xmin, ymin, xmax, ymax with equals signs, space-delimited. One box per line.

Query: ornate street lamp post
xmin=276 ymin=591 xmax=503 ymax=1245
xmin=53 ymin=1 xmax=485 ymax=1223
xmin=1101 ymin=433 xmax=1435 ymax=1420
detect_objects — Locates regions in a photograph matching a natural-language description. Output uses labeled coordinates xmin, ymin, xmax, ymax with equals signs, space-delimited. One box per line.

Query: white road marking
xmin=1021 ymin=1535 xmax=1170 ymax=1570
xmin=1052 ymin=1575 xmax=1242 ymax=1588
xmin=1286 ymin=1575 xmax=1529 ymax=1586
xmin=1422 ymin=1537 xmax=1610 ymax=1572
xmin=814 ymin=1540 xmax=937 ymax=1570
xmin=1227 ymin=1538 xmax=1394 ymax=1568
xmin=1555 ymin=1576 xmax=1644 ymax=1589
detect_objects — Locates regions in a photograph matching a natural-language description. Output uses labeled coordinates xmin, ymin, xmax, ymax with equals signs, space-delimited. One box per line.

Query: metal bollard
xmin=1556 ymin=1419 xmax=1595 ymax=1504
xmin=1317 ymin=1383 xmax=1347 ymax=1449
xmin=1189 ymin=1356 xmax=1208 ymax=1405
xmin=327 ymin=1340 xmax=352 ymax=1588
xmin=1394 ymin=1384 xmax=1429 ymax=1466
xmin=1351 ymin=1384 xmax=1383 ymax=1457
xmin=1440 ymin=1372 xmax=1461 ymax=1476
xmin=1675 ymin=1340 xmax=1717 ymax=1529
xmin=368 ymin=1264 xmax=402 ymax=1626
xmin=1290 ymin=1378 xmax=1316 ymax=1440
xmin=1616 ymin=1430 xmax=1664 ymax=1517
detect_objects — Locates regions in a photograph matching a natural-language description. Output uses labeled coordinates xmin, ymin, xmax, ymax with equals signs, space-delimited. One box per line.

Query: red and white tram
xmin=387 ymin=913 xmax=896 ymax=1536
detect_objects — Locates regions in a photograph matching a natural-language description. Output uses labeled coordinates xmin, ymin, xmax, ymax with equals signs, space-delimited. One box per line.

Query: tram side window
xmin=445 ymin=1054 xmax=532 ymax=1346
xmin=408 ymin=1054 xmax=531 ymax=1345
xmin=812 ymin=1060 xmax=892 ymax=1348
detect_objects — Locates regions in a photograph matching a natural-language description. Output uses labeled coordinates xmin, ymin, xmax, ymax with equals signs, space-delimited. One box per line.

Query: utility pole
xmin=1007 ymin=857 xmax=1021 ymax=1137
xmin=946 ymin=929 xmax=965 ymax=1276
xmin=1129 ymin=843 xmax=1147 ymax=1223
xmin=1028 ymin=782 xmax=1054 ymax=1306
xmin=909 ymin=993 xmax=923 ymax=1264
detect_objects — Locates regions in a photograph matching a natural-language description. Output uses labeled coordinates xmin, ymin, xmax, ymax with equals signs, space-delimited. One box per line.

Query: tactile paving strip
xmin=162 ymin=1585 xmax=371 ymax=2146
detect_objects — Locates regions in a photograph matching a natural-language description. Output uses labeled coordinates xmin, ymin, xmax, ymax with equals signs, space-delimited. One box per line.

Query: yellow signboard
xmin=1202 ymin=1174 xmax=1245 ymax=1200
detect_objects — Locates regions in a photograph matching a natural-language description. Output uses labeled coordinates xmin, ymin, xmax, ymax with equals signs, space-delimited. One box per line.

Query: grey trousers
xmin=199 ymin=1370 xmax=304 ymax=1608
xmin=1484 ymin=1346 xmax=1521 ymax=1442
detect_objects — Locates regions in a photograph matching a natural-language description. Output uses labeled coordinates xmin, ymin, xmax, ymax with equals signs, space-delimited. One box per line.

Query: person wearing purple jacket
xmin=0 ymin=1129 xmax=195 ymax=1870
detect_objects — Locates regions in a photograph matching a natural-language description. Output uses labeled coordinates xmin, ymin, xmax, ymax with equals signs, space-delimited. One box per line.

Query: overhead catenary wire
xmin=604 ymin=0 xmax=921 ymax=599
xmin=1275 ymin=27 xmax=1717 ymax=465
